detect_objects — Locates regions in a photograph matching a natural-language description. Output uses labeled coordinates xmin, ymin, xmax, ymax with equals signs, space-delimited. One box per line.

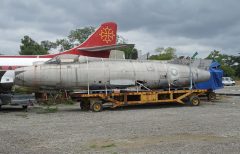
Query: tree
xmin=236 ymin=64 xmax=240 ymax=77
xmin=231 ymin=56 xmax=240 ymax=78
xmin=149 ymin=47 xmax=177 ymax=60
xmin=131 ymin=48 xmax=138 ymax=59
xmin=19 ymin=36 xmax=48 ymax=55
xmin=221 ymin=65 xmax=236 ymax=77
xmin=41 ymin=27 xmax=95 ymax=52
xmin=206 ymin=50 xmax=238 ymax=77
xmin=118 ymin=44 xmax=138 ymax=59
xmin=68 ymin=27 xmax=95 ymax=44
xmin=155 ymin=47 xmax=164 ymax=54
xmin=117 ymin=37 xmax=138 ymax=59
xmin=206 ymin=50 xmax=227 ymax=64
xmin=55 ymin=39 xmax=73 ymax=51
xmin=40 ymin=40 xmax=57 ymax=51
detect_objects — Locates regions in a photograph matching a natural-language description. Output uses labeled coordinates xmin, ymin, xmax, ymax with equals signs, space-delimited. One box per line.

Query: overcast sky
xmin=0 ymin=0 xmax=240 ymax=57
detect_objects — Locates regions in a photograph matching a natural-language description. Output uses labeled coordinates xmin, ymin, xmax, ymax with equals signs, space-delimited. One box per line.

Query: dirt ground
xmin=0 ymin=95 xmax=240 ymax=154
xmin=216 ymin=85 xmax=240 ymax=95
xmin=236 ymin=80 xmax=240 ymax=85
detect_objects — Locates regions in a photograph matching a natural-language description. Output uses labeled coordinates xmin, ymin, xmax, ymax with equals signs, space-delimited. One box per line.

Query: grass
xmin=89 ymin=143 xmax=116 ymax=149
xmin=12 ymin=86 xmax=34 ymax=94
xmin=36 ymin=106 xmax=58 ymax=114
xmin=101 ymin=143 xmax=116 ymax=148
xmin=40 ymin=98 xmax=75 ymax=106
xmin=61 ymin=99 xmax=75 ymax=105
xmin=89 ymin=144 xmax=97 ymax=148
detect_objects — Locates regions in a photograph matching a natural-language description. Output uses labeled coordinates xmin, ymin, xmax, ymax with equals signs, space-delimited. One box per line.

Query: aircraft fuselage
xmin=15 ymin=58 xmax=210 ymax=90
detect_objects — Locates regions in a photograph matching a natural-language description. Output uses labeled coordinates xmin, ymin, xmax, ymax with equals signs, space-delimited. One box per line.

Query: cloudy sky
xmin=0 ymin=0 xmax=240 ymax=58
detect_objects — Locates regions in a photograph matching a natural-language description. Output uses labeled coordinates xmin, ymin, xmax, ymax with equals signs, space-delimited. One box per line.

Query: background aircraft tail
xmin=63 ymin=22 xmax=117 ymax=58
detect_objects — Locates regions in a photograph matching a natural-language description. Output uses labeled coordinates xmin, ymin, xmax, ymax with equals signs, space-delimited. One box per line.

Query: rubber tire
xmin=188 ymin=95 xmax=200 ymax=106
xmin=208 ymin=92 xmax=216 ymax=101
xmin=90 ymin=101 xmax=103 ymax=112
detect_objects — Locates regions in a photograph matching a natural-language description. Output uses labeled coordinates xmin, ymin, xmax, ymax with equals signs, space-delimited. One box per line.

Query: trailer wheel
xmin=207 ymin=92 xmax=216 ymax=101
xmin=90 ymin=101 xmax=103 ymax=112
xmin=189 ymin=95 xmax=200 ymax=106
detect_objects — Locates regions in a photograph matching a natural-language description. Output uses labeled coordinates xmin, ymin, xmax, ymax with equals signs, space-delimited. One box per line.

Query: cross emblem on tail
xmin=99 ymin=26 xmax=115 ymax=43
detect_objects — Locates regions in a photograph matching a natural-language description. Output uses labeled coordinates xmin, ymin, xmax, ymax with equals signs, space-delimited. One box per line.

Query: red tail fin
xmin=79 ymin=22 xmax=117 ymax=47
xmin=62 ymin=22 xmax=117 ymax=58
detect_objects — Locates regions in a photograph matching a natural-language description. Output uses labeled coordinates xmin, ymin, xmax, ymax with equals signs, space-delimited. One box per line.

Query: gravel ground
xmin=0 ymin=95 xmax=240 ymax=154
xmin=216 ymin=85 xmax=240 ymax=95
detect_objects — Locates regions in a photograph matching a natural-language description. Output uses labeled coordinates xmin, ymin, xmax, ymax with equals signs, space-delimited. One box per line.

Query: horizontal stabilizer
xmin=78 ymin=44 xmax=134 ymax=52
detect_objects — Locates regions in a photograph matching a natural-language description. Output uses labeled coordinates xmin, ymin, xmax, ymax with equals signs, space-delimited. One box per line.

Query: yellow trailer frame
xmin=71 ymin=89 xmax=208 ymax=112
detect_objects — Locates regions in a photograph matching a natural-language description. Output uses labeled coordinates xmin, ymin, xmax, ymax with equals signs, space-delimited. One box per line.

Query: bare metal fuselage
xmin=15 ymin=59 xmax=210 ymax=90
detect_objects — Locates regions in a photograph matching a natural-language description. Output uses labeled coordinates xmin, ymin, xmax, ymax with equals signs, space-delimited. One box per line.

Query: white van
xmin=222 ymin=77 xmax=236 ymax=86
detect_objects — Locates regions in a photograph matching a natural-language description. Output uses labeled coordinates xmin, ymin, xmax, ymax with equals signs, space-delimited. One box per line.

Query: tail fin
xmin=79 ymin=22 xmax=117 ymax=48
xmin=62 ymin=22 xmax=117 ymax=58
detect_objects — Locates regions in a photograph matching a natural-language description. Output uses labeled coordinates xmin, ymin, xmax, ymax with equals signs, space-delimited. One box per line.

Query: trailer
xmin=0 ymin=94 xmax=36 ymax=110
xmin=71 ymin=89 xmax=208 ymax=112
